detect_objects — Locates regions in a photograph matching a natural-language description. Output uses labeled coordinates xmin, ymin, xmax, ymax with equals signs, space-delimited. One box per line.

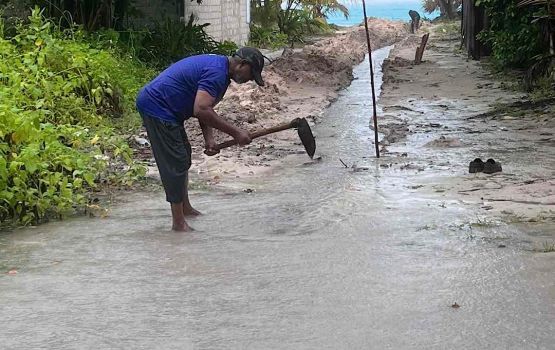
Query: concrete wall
xmin=185 ymin=0 xmax=250 ymax=45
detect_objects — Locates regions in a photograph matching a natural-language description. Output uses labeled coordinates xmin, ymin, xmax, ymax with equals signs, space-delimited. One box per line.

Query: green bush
xmin=249 ymin=25 xmax=288 ymax=49
xmin=132 ymin=15 xmax=238 ymax=67
xmin=476 ymin=0 xmax=547 ymax=68
xmin=278 ymin=8 xmax=330 ymax=44
xmin=216 ymin=40 xmax=240 ymax=56
xmin=0 ymin=7 xmax=153 ymax=226
xmin=251 ymin=1 xmax=332 ymax=46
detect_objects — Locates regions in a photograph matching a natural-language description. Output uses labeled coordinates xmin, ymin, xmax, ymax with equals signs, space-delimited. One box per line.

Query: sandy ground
xmin=138 ymin=19 xmax=408 ymax=184
xmin=378 ymin=24 xmax=555 ymax=225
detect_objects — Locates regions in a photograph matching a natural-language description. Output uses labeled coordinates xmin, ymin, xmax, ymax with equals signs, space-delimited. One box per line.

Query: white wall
xmin=185 ymin=0 xmax=250 ymax=46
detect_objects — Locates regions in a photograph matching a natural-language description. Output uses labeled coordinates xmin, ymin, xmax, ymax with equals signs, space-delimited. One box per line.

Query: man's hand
xmin=204 ymin=139 xmax=220 ymax=156
xmin=234 ymin=129 xmax=252 ymax=146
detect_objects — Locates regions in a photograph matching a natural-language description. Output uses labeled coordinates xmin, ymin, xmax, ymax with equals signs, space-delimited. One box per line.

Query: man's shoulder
xmin=187 ymin=54 xmax=227 ymax=67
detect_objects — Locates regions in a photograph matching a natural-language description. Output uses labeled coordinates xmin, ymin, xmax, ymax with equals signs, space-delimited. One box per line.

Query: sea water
xmin=326 ymin=0 xmax=439 ymax=26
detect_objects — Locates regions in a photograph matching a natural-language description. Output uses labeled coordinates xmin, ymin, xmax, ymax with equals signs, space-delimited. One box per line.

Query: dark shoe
xmin=483 ymin=158 xmax=502 ymax=174
xmin=469 ymin=158 xmax=485 ymax=173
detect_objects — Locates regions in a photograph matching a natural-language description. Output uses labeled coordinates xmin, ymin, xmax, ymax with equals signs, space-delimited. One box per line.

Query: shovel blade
xmin=297 ymin=118 xmax=316 ymax=159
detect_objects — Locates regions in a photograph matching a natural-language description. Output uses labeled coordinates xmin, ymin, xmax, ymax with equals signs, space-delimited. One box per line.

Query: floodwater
xmin=1 ymin=47 xmax=554 ymax=350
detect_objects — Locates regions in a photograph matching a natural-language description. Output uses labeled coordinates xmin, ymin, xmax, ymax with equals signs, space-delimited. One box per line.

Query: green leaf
xmin=83 ymin=173 xmax=95 ymax=186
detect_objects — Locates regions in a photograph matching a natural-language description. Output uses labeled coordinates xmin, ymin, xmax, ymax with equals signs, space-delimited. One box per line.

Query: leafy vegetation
xmin=131 ymin=15 xmax=237 ymax=67
xmin=476 ymin=0 xmax=549 ymax=68
xmin=0 ymin=0 xmax=242 ymax=227
xmin=474 ymin=0 xmax=553 ymax=92
xmin=422 ymin=0 xmax=462 ymax=19
xmin=0 ymin=8 xmax=154 ymax=226
xmin=249 ymin=25 xmax=288 ymax=49
xmin=250 ymin=0 xmax=345 ymax=47
xmin=3 ymin=1 xmax=237 ymax=68
xmin=541 ymin=241 xmax=555 ymax=253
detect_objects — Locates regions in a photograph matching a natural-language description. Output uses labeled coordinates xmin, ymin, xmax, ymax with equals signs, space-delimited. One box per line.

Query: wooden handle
xmin=214 ymin=120 xmax=296 ymax=151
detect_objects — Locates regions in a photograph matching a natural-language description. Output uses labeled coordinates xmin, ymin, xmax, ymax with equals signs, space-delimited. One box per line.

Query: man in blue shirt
xmin=137 ymin=47 xmax=266 ymax=231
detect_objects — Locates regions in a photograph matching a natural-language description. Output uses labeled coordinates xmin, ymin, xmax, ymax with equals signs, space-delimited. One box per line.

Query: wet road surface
xmin=1 ymin=47 xmax=554 ymax=350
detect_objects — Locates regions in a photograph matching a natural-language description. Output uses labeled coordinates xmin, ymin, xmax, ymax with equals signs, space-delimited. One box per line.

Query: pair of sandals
xmin=469 ymin=158 xmax=502 ymax=174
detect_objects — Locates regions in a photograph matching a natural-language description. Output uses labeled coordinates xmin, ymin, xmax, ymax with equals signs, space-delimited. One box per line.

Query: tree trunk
xmin=438 ymin=0 xmax=455 ymax=19
xmin=446 ymin=0 xmax=455 ymax=19
xmin=439 ymin=0 xmax=456 ymax=19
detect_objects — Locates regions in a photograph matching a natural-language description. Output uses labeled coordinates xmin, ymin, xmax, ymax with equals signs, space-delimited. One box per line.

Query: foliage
xmin=251 ymin=0 xmax=338 ymax=44
xmin=278 ymin=0 xmax=333 ymax=44
xmin=249 ymin=25 xmax=288 ymax=49
xmin=523 ymin=53 xmax=555 ymax=92
xmin=251 ymin=0 xmax=280 ymax=27
xmin=217 ymin=40 xmax=240 ymax=56
xmin=304 ymin=0 xmax=349 ymax=19
xmin=27 ymin=0 xmax=201 ymax=31
xmin=422 ymin=0 xmax=462 ymax=18
xmin=138 ymin=15 xmax=237 ymax=67
xmin=0 ymin=7 xmax=152 ymax=226
xmin=476 ymin=0 xmax=547 ymax=68
xmin=87 ymin=15 xmax=238 ymax=68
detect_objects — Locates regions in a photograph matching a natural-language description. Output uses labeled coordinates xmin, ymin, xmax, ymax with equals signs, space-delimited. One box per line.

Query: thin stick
xmin=339 ymin=158 xmax=349 ymax=168
xmin=362 ymin=0 xmax=380 ymax=158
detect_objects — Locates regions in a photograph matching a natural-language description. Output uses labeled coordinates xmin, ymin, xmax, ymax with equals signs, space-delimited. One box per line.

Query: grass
xmin=540 ymin=241 xmax=555 ymax=253
xmin=433 ymin=21 xmax=460 ymax=37
xmin=470 ymin=216 xmax=498 ymax=228
xmin=528 ymin=77 xmax=555 ymax=102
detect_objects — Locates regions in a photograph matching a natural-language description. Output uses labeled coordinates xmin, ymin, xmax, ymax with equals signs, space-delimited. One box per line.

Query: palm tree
xmin=422 ymin=0 xmax=462 ymax=19
xmin=304 ymin=0 xmax=350 ymax=20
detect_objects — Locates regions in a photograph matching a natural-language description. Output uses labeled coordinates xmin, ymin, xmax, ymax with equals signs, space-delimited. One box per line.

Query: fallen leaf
xmin=90 ymin=134 xmax=100 ymax=145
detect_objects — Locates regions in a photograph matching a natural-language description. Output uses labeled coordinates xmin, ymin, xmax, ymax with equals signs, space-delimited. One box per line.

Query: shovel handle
xmin=215 ymin=120 xmax=297 ymax=151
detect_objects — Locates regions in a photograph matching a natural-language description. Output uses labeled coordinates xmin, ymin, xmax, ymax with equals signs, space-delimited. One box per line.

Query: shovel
xmin=207 ymin=117 xmax=315 ymax=158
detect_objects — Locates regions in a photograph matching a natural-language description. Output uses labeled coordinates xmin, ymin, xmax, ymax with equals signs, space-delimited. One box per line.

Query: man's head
xmin=229 ymin=47 xmax=265 ymax=86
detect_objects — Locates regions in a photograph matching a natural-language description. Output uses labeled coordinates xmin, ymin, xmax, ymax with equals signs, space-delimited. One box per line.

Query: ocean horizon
xmin=326 ymin=0 xmax=439 ymax=26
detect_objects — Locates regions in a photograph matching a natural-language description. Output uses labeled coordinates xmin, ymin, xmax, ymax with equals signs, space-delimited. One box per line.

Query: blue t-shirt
xmin=136 ymin=54 xmax=230 ymax=123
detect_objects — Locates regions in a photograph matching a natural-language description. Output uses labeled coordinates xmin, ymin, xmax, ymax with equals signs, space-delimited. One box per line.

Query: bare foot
xmin=172 ymin=221 xmax=194 ymax=232
xmin=183 ymin=206 xmax=202 ymax=216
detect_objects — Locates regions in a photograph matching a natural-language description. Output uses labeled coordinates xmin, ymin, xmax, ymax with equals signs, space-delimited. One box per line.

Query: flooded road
xmin=1 ymin=47 xmax=554 ymax=349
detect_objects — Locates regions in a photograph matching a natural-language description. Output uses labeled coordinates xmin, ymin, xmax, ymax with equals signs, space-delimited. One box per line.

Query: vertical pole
xmin=362 ymin=0 xmax=380 ymax=158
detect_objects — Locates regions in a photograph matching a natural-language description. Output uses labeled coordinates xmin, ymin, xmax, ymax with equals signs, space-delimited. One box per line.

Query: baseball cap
xmin=234 ymin=47 xmax=265 ymax=86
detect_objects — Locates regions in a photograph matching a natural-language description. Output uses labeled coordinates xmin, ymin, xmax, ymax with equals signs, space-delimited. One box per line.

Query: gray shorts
xmin=142 ymin=115 xmax=192 ymax=203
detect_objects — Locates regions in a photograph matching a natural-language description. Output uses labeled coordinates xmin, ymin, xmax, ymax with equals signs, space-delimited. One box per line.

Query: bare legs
xmin=170 ymin=172 xmax=200 ymax=232
xmin=182 ymin=173 xmax=201 ymax=216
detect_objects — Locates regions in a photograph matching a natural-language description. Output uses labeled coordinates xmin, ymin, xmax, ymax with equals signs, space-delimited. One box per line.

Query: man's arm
xmin=199 ymin=120 xmax=214 ymax=145
xmin=193 ymin=90 xmax=251 ymax=146
xmin=199 ymin=120 xmax=218 ymax=155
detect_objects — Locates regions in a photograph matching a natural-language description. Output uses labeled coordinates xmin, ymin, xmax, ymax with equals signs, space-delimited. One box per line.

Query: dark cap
xmin=234 ymin=47 xmax=265 ymax=86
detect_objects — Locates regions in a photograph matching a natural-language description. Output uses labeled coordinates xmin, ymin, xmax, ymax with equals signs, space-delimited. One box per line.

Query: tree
xmin=252 ymin=0 xmax=349 ymax=28
xmin=422 ymin=0 xmax=461 ymax=19
xmin=304 ymin=0 xmax=349 ymax=20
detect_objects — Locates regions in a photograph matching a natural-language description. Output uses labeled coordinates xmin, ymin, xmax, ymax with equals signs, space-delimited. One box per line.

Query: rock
xmin=134 ymin=136 xmax=150 ymax=147
xmin=282 ymin=47 xmax=294 ymax=57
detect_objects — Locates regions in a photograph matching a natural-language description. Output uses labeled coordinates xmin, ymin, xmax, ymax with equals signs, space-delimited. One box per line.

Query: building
xmin=135 ymin=0 xmax=250 ymax=45
xmin=185 ymin=0 xmax=250 ymax=45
